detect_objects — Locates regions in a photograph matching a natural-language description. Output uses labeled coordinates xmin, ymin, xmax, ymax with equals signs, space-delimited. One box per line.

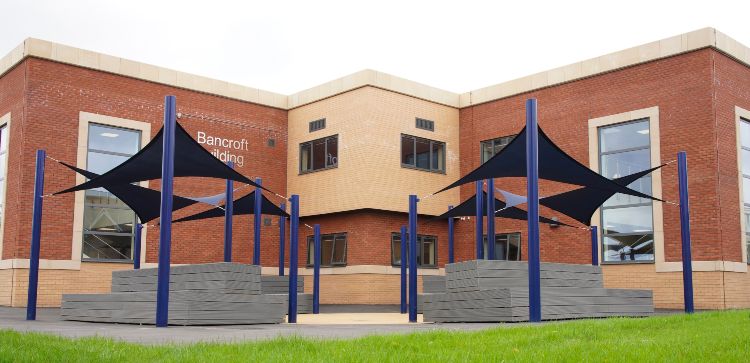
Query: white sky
xmin=1 ymin=0 xmax=749 ymax=95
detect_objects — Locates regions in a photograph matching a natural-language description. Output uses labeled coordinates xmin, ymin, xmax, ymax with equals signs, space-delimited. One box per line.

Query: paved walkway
xmin=0 ymin=307 xmax=501 ymax=344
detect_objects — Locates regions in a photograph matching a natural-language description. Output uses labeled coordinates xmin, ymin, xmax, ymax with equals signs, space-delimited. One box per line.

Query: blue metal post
xmin=253 ymin=177 xmax=262 ymax=265
xmin=288 ymin=195 xmax=299 ymax=323
xmin=133 ymin=223 xmax=143 ymax=269
xmin=313 ymin=224 xmax=321 ymax=314
xmin=224 ymin=161 xmax=234 ymax=263
xmin=400 ymin=225 xmax=408 ymax=314
xmin=448 ymin=206 xmax=455 ymax=264
xmin=678 ymin=151 xmax=694 ymax=313
xmin=408 ymin=195 xmax=418 ymax=323
xmin=590 ymin=226 xmax=599 ymax=266
xmin=279 ymin=203 xmax=286 ymax=276
xmin=525 ymin=98 xmax=542 ymax=323
xmin=25 ymin=149 xmax=45 ymax=321
xmin=475 ymin=180 xmax=484 ymax=260
xmin=487 ymin=179 xmax=496 ymax=260
xmin=156 ymin=95 xmax=176 ymax=328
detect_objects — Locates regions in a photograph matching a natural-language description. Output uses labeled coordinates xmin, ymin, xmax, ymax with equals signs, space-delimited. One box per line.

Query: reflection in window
xmin=740 ymin=119 xmax=750 ymax=263
xmin=82 ymin=124 xmax=140 ymax=261
xmin=482 ymin=233 xmax=522 ymax=260
xmin=391 ymin=233 xmax=437 ymax=267
xmin=598 ymin=119 xmax=654 ymax=262
xmin=401 ymin=134 xmax=445 ymax=173
xmin=480 ymin=135 xmax=515 ymax=163
xmin=306 ymin=233 xmax=347 ymax=267
xmin=0 ymin=125 xmax=8 ymax=233
xmin=300 ymin=135 xmax=338 ymax=173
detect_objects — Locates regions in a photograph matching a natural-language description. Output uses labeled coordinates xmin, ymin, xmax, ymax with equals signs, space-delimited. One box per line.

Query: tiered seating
xmin=261 ymin=275 xmax=313 ymax=313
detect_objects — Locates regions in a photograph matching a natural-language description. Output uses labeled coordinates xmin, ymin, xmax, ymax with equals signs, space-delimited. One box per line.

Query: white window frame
xmin=0 ymin=112 xmax=10 ymax=260
xmin=735 ymin=106 xmax=750 ymax=265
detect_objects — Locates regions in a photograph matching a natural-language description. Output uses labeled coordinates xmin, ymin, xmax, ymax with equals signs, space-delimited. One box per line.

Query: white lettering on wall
xmin=196 ymin=131 xmax=249 ymax=167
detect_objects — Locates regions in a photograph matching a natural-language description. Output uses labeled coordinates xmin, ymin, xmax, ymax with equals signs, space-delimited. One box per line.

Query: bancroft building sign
xmin=196 ymin=131 xmax=249 ymax=167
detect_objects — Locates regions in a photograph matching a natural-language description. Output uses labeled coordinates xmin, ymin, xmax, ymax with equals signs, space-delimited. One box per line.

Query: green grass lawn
xmin=1 ymin=310 xmax=749 ymax=362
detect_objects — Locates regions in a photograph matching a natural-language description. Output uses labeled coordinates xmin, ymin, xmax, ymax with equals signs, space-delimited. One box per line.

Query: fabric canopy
xmin=61 ymin=162 xmax=200 ymax=223
xmin=54 ymin=122 xmax=266 ymax=195
xmin=436 ymin=126 xmax=661 ymax=203
xmin=539 ymin=165 xmax=665 ymax=225
xmin=173 ymin=190 xmax=289 ymax=223
xmin=434 ymin=191 xmax=570 ymax=227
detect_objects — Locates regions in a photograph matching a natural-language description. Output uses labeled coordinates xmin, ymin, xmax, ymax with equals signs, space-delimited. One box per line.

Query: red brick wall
xmin=0 ymin=63 xmax=27 ymax=260
xmin=457 ymin=48 xmax=726 ymax=264
xmin=6 ymin=57 xmax=287 ymax=264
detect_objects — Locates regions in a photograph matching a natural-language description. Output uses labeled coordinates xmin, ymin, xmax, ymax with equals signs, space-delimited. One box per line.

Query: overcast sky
xmin=1 ymin=0 xmax=749 ymax=95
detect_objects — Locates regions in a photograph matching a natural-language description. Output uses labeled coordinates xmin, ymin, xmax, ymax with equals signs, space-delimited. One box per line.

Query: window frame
xmin=0 ymin=115 xmax=10 ymax=252
xmin=482 ymin=232 xmax=522 ymax=261
xmin=739 ymin=117 xmax=750 ymax=264
xmin=390 ymin=232 xmax=438 ymax=268
xmin=81 ymin=123 xmax=141 ymax=263
xmin=306 ymin=232 xmax=348 ymax=267
xmin=480 ymin=135 xmax=516 ymax=163
xmin=597 ymin=118 xmax=655 ymax=264
xmin=299 ymin=134 xmax=338 ymax=174
xmin=400 ymin=134 xmax=446 ymax=174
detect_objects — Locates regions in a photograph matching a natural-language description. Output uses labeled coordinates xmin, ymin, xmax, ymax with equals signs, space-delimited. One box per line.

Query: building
xmin=0 ymin=27 xmax=748 ymax=309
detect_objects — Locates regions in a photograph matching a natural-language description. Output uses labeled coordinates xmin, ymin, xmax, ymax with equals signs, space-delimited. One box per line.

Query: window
xmin=401 ymin=134 xmax=445 ymax=173
xmin=740 ymin=118 xmax=750 ymax=263
xmin=306 ymin=233 xmax=347 ymax=266
xmin=598 ymin=119 xmax=654 ymax=263
xmin=309 ymin=118 xmax=326 ymax=132
xmin=0 ymin=124 xmax=8 ymax=233
xmin=482 ymin=233 xmax=522 ymax=260
xmin=82 ymin=124 xmax=141 ymax=261
xmin=300 ymin=135 xmax=338 ymax=173
xmin=481 ymin=135 xmax=515 ymax=163
xmin=391 ymin=233 xmax=437 ymax=268
xmin=416 ymin=118 xmax=435 ymax=131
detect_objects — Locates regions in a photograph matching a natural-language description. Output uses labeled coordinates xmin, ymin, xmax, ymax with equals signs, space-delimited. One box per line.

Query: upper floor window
xmin=300 ymin=135 xmax=338 ymax=173
xmin=416 ymin=118 xmax=435 ymax=131
xmin=481 ymin=135 xmax=515 ymax=163
xmin=309 ymin=118 xmax=326 ymax=132
xmin=401 ymin=134 xmax=445 ymax=173
xmin=306 ymin=232 xmax=347 ymax=267
xmin=82 ymin=124 xmax=141 ymax=261
xmin=740 ymin=118 xmax=750 ymax=263
xmin=598 ymin=119 xmax=654 ymax=263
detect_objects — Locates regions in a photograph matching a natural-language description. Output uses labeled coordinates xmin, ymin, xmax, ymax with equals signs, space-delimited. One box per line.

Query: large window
xmin=0 ymin=125 xmax=8 ymax=233
xmin=482 ymin=233 xmax=522 ymax=260
xmin=391 ymin=233 xmax=437 ymax=268
xmin=82 ymin=124 xmax=141 ymax=261
xmin=300 ymin=135 xmax=338 ymax=173
xmin=598 ymin=119 xmax=654 ymax=263
xmin=401 ymin=134 xmax=445 ymax=173
xmin=306 ymin=233 xmax=347 ymax=267
xmin=481 ymin=135 xmax=515 ymax=163
xmin=740 ymin=118 xmax=750 ymax=263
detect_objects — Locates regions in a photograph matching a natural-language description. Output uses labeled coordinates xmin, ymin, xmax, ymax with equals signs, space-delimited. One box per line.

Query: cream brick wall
xmin=0 ymin=269 xmax=11 ymax=306
xmin=724 ymin=271 xmax=750 ymax=308
xmin=8 ymin=263 xmax=132 ymax=307
xmin=303 ymin=274 xmax=424 ymax=305
xmin=288 ymin=86 xmax=460 ymax=216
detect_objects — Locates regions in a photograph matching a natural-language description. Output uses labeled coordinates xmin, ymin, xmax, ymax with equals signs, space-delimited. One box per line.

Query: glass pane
xmin=321 ymin=236 xmax=334 ymax=266
xmin=602 ymin=234 xmax=654 ymax=262
xmin=312 ymin=138 xmax=326 ymax=170
xmin=601 ymin=205 xmax=653 ymax=235
xmin=82 ymin=233 xmax=133 ymax=260
xmin=415 ymin=139 xmax=430 ymax=170
xmin=83 ymin=205 xmax=135 ymax=233
xmin=422 ymin=238 xmax=435 ymax=266
xmin=495 ymin=136 xmax=512 ymax=153
xmin=0 ymin=154 xmax=5 ymax=177
xmin=600 ymin=149 xmax=650 ymax=179
xmin=306 ymin=238 xmax=314 ymax=265
xmin=88 ymin=124 xmax=140 ymax=155
xmin=326 ymin=137 xmax=338 ymax=168
xmin=743 ymin=149 xmax=750 ymax=175
xmin=494 ymin=236 xmax=508 ymax=260
xmin=392 ymin=236 xmax=402 ymax=265
xmin=332 ymin=235 xmax=346 ymax=264
xmin=744 ymin=178 xmax=750 ymax=205
xmin=84 ymin=189 xmax=129 ymax=208
xmin=87 ymin=152 xmax=129 ymax=175
xmin=741 ymin=120 xmax=750 ymax=147
xmin=401 ymin=136 xmax=414 ymax=165
xmin=431 ymin=142 xmax=444 ymax=171
xmin=0 ymin=126 xmax=7 ymax=152
xmin=300 ymin=143 xmax=312 ymax=172
xmin=599 ymin=120 xmax=650 ymax=153
xmin=481 ymin=141 xmax=494 ymax=163
xmin=508 ymin=234 xmax=521 ymax=261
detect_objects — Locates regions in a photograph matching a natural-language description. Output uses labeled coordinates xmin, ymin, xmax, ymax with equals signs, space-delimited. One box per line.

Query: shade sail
xmin=434 ymin=191 xmax=569 ymax=227
xmin=54 ymin=122 xmax=266 ymax=195
xmin=61 ymin=162 xmax=200 ymax=223
xmin=173 ymin=190 xmax=289 ymax=223
xmin=539 ymin=164 xmax=665 ymax=225
xmin=435 ymin=125 xmax=662 ymax=203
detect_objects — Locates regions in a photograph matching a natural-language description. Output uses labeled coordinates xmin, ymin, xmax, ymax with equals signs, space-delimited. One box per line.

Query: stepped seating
xmin=417 ymin=275 xmax=446 ymax=313
xmin=422 ymin=260 xmax=653 ymax=323
xmin=261 ymin=275 xmax=313 ymax=314
xmin=61 ymin=263 xmax=289 ymax=325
